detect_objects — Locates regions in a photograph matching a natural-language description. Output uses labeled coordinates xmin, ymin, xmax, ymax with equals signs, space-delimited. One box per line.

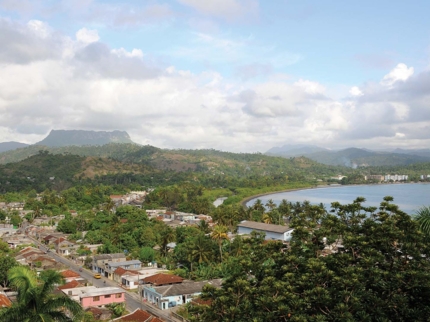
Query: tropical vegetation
xmin=0 ymin=267 xmax=83 ymax=322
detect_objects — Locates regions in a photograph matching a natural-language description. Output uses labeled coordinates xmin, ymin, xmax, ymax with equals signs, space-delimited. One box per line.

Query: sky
xmin=0 ymin=0 xmax=430 ymax=152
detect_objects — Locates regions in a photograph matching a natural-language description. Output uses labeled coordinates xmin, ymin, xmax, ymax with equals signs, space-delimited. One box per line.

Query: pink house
xmin=79 ymin=287 xmax=125 ymax=308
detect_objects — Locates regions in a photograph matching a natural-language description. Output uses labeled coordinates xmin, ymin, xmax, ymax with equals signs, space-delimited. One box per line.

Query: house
xmin=15 ymin=247 xmax=47 ymax=265
xmin=83 ymin=244 xmax=104 ymax=254
xmin=69 ymin=210 xmax=78 ymax=217
xmin=61 ymin=286 xmax=98 ymax=302
xmin=61 ymin=269 xmax=81 ymax=282
xmin=58 ymin=280 xmax=84 ymax=290
xmin=92 ymin=253 xmax=127 ymax=275
xmin=142 ymin=279 xmax=222 ymax=310
xmin=142 ymin=273 xmax=183 ymax=286
xmin=27 ymin=255 xmax=57 ymax=269
xmin=79 ymin=287 xmax=125 ymax=308
xmin=104 ymin=260 xmax=142 ymax=280
xmin=117 ymin=268 xmax=169 ymax=289
xmin=3 ymin=235 xmax=33 ymax=248
xmin=55 ymin=238 xmax=78 ymax=255
xmin=237 ymin=221 xmax=294 ymax=242
xmin=61 ymin=286 xmax=125 ymax=308
xmin=6 ymin=202 xmax=24 ymax=211
xmin=112 ymin=309 xmax=164 ymax=322
xmin=128 ymin=199 xmax=142 ymax=208
xmin=113 ymin=267 xmax=139 ymax=284
xmin=121 ymin=274 xmax=142 ymax=290
xmin=43 ymin=234 xmax=65 ymax=245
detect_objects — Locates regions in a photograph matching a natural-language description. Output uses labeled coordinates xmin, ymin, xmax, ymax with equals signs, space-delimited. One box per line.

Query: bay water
xmin=246 ymin=183 xmax=430 ymax=215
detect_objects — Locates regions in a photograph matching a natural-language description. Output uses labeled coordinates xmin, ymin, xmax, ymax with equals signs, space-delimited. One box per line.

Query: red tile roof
xmin=21 ymin=251 xmax=44 ymax=258
xmin=120 ymin=219 xmax=128 ymax=223
xmin=58 ymin=279 xmax=82 ymax=290
xmin=54 ymin=237 xmax=66 ymax=245
xmin=114 ymin=267 xmax=139 ymax=276
xmin=30 ymin=256 xmax=56 ymax=263
xmin=19 ymin=247 xmax=36 ymax=254
xmin=150 ymin=317 xmax=164 ymax=322
xmin=142 ymin=273 xmax=183 ymax=286
xmin=0 ymin=294 xmax=11 ymax=308
xmin=115 ymin=309 xmax=152 ymax=321
xmin=61 ymin=270 xmax=80 ymax=278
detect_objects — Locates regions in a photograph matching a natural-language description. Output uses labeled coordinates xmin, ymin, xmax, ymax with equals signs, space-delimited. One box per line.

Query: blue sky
xmin=0 ymin=0 xmax=429 ymax=151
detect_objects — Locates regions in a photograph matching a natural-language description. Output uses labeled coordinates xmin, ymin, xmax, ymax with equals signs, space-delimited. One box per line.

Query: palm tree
xmin=189 ymin=235 xmax=213 ymax=267
xmin=253 ymin=199 xmax=265 ymax=213
xmin=265 ymin=199 xmax=276 ymax=211
xmin=262 ymin=213 xmax=272 ymax=224
xmin=0 ymin=267 xmax=83 ymax=322
xmin=211 ymin=225 xmax=229 ymax=262
xmin=159 ymin=227 xmax=175 ymax=257
xmin=415 ymin=206 xmax=430 ymax=236
xmin=197 ymin=220 xmax=210 ymax=234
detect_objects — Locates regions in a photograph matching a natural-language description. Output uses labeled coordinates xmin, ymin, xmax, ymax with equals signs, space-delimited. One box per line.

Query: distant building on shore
xmin=364 ymin=174 xmax=408 ymax=182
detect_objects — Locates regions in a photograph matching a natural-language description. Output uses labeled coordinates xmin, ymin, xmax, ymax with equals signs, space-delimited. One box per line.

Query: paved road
xmin=33 ymin=239 xmax=175 ymax=322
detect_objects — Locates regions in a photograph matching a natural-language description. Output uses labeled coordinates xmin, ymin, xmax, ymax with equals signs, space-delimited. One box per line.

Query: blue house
xmin=237 ymin=221 xmax=294 ymax=242
xmin=142 ymin=279 xmax=222 ymax=310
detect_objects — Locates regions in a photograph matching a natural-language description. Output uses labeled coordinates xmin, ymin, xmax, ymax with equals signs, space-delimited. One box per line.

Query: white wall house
xmin=237 ymin=221 xmax=294 ymax=242
xmin=142 ymin=279 xmax=222 ymax=310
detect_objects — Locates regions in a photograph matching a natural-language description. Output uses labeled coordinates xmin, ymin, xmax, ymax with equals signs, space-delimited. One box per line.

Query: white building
xmin=237 ymin=221 xmax=294 ymax=242
xmin=384 ymin=174 xmax=408 ymax=182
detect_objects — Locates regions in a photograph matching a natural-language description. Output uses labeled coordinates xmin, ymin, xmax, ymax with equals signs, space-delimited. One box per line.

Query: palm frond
xmin=415 ymin=206 xmax=430 ymax=236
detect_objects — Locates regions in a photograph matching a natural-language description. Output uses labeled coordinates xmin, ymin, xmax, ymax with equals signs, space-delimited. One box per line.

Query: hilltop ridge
xmin=35 ymin=129 xmax=135 ymax=147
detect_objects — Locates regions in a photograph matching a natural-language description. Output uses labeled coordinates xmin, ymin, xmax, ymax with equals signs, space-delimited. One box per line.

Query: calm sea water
xmin=246 ymin=183 xmax=430 ymax=215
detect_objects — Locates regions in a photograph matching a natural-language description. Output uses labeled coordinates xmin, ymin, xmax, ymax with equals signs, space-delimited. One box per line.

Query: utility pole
xmin=139 ymin=272 xmax=143 ymax=310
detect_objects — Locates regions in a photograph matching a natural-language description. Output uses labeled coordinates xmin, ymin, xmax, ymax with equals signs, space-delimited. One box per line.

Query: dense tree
xmin=0 ymin=256 xmax=19 ymax=288
xmin=195 ymin=198 xmax=430 ymax=321
xmin=56 ymin=219 xmax=77 ymax=234
xmin=139 ymin=247 xmax=156 ymax=263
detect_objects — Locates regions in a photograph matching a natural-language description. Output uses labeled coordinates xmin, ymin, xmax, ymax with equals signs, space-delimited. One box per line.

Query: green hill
xmin=305 ymin=148 xmax=430 ymax=167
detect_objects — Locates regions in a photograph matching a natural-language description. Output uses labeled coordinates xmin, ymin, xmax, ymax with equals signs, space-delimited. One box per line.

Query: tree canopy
xmin=194 ymin=197 xmax=430 ymax=321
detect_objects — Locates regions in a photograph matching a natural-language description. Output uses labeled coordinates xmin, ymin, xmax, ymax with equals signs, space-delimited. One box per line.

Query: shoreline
xmin=240 ymin=181 xmax=427 ymax=209
xmin=240 ymin=184 xmax=317 ymax=208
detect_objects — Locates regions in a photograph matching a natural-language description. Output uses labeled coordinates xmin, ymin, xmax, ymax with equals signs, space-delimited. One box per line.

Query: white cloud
xmin=177 ymin=0 xmax=259 ymax=21
xmin=111 ymin=48 xmax=144 ymax=59
xmin=76 ymin=27 xmax=100 ymax=44
xmin=381 ymin=63 xmax=414 ymax=87
xmin=349 ymin=86 xmax=363 ymax=96
xmin=294 ymin=79 xmax=325 ymax=95
xmin=27 ymin=20 xmax=51 ymax=38
xmin=1 ymin=18 xmax=430 ymax=152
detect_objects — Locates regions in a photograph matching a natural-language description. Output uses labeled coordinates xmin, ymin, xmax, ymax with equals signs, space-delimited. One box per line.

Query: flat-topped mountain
xmin=35 ymin=130 xmax=135 ymax=147
xmin=0 ymin=141 xmax=29 ymax=153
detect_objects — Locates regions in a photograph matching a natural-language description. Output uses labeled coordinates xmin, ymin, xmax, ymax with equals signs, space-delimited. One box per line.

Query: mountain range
xmin=1 ymin=131 xmax=430 ymax=168
xmin=266 ymin=144 xmax=430 ymax=167
xmin=0 ymin=141 xmax=29 ymax=153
